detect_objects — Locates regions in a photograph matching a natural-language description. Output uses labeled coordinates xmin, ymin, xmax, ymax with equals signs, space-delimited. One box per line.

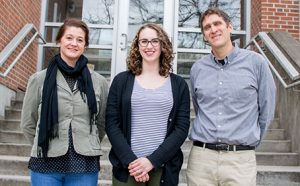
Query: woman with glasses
xmin=105 ymin=23 xmax=190 ymax=186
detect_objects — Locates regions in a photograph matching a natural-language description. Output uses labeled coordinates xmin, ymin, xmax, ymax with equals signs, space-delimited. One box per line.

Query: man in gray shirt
xmin=187 ymin=7 xmax=276 ymax=186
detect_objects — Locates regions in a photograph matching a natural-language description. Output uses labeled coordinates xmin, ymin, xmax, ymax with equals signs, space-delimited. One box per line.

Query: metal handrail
xmin=0 ymin=24 xmax=46 ymax=77
xmin=244 ymin=32 xmax=300 ymax=88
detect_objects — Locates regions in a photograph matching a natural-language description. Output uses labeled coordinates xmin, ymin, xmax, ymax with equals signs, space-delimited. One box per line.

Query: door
xmin=111 ymin=0 xmax=177 ymax=78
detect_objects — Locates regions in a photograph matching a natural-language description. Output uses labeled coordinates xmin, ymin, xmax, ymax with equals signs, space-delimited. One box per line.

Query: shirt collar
xmin=210 ymin=43 xmax=240 ymax=66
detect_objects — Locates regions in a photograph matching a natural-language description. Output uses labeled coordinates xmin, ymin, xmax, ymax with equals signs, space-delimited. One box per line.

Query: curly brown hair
xmin=127 ymin=23 xmax=174 ymax=77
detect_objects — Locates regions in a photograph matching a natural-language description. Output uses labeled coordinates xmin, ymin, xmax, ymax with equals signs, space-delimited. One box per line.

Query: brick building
xmin=0 ymin=0 xmax=299 ymax=116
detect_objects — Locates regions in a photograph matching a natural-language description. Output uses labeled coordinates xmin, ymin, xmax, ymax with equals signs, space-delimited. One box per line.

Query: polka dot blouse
xmin=28 ymin=72 xmax=100 ymax=173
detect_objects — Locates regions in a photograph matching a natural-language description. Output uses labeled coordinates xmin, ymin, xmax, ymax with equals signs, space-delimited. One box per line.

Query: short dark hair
xmin=56 ymin=18 xmax=89 ymax=47
xmin=199 ymin=7 xmax=231 ymax=33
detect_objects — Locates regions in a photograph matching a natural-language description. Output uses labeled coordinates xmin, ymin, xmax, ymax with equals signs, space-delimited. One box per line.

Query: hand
xmin=133 ymin=173 xmax=150 ymax=182
xmin=128 ymin=157 xmax=154 ymax=179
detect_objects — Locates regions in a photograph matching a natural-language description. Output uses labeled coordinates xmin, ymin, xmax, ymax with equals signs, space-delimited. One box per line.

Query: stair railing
xmin=244 ymin=32 xmax=300 ymax=88
xmin=0 ymin=23 xmax=46 ymax=77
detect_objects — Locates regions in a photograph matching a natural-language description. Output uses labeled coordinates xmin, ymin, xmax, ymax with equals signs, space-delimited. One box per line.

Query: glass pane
xmin=178 ymin=0 xmax=242 ymax=30
xmin=128 ymin=0 xmax=164 ymax=41
xmin=44 ymin=27 xmax=59 ymax=43
xmin=89 ymin=28 xmax=113 ymax=45
xmin=44 ymin=27 xmax=113 ymax=45
xmin=178 ymin=32 xmax=211 ymax=49
xmin=82 ymin=0 xmax=114 ymax=25
xmin=85 ymin=48 xmax=112 ymax=78
xmin=177 ymin=53 xmax=205 ymax=77
xmin=46 ymin=0 xmax=115 ymax=24
xmin=46 ymin=0 xmax=83 ymax=22
xmin=43 ymin=48 xmax=111 ymax=78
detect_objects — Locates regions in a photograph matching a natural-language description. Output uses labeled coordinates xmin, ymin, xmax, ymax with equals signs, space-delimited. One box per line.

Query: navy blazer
xmin=105 ymin=71 xmax=190 ymax=186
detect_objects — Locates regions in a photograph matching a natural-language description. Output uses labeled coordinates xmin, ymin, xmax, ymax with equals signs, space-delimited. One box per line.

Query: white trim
xmin=172 ymin=0 xmax=179 ymax=74
xmin=44 ymin=22 xmax=114 ymax=29
xmin=177 ymin=48 xmax=211 ymax=54
xmin=244 ymin=0 xmax=251 ymax=44
xmin=163 ymin=1 xmax=175 ymax=37
xmin=37 ymin=0 xmax=48 ymax=71
xmin=112 ymin=0 xmax=129 ymax=76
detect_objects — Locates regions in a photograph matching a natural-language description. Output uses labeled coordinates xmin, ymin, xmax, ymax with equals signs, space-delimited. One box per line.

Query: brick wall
xmin=252 ymin=0 xmax=300 ymax=41
xmin=0 ymin=0 xmax=41 ymax=91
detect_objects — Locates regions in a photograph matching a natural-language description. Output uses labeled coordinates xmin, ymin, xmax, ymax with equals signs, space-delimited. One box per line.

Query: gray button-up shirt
xmin=189 ymin=45 xmax=276 ymax=146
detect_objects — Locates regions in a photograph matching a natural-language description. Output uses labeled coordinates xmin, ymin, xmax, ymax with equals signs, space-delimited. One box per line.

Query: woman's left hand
xmin=128 ymin=157 xmax=154 ymax=179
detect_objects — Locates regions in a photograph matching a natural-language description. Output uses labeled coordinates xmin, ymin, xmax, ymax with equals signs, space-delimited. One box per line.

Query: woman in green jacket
xmin=21 ymin=18 xmax=108 ymax=186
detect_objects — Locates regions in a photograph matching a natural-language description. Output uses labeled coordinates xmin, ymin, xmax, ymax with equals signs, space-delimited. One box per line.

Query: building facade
xmin=0 ymin=0 xmax=299 ymax=116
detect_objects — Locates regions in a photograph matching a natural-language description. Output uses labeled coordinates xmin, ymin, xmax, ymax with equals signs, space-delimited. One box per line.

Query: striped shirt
xmin=131 ymin=78 xmax=173 ymax=158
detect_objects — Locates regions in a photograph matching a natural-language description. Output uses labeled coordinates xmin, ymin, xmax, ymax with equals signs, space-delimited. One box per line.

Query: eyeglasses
xmin=138 ymin=38 xmax=160 ymax=47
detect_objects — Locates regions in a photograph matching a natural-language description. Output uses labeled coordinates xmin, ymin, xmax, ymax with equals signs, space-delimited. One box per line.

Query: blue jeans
xmin=30 ymin=171 xmax=99 ymax=186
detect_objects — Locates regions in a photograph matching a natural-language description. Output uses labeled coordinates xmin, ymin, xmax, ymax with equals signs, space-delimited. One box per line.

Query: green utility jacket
xmin=21 ymin=69 xmax=108 ymax=157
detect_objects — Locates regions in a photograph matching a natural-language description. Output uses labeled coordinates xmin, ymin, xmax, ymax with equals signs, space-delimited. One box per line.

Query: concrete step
xmin=4 ymin=108 xmax=22 ymax=120
xmin=0 ymin=155 xmax=186 ymax=184
xmin=15 ymin=92 xmax=25 ymax=102
xmin=0 ymin=131 xmax=28 ymax=144
xmin=256 ymin=152 xmax=298 ymax=166
xmin=264 ymin=129 xmax=285 ymax=140
xmin=256 ymin=140 xmax=291 ymax=152
xmin=10 ymin=100 xmax=23 ymax=110
xmin=0 ymin=119 xmax=20 ymax=131
xmin=0 ymin=143 xmax=31 ymax=157
xmin=0 ymin=175 xmax=30 ymax=186
xmin=0 ymin=156 xmax=28 ymax=176
xmin=0 ymin=155 xmax=299 ymax=185
xmin=269 ymin=118 xmax=280 ymax=129
xmin=257 ymin=165 xmax=300 ymax=186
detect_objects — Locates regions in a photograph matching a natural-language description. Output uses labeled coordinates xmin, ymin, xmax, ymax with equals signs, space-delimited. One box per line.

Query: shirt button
xmin=219 ymin=82 xmax=223 ymax=85
xmin=218 ymin=112 xmax=222 ymax=115
xmin=221 ymin=68 xmax=224 ymax=71
xmin=161 ymin=180 xmax=164 ymax=183
xmin=218 ymin=97 xmax=222 ymax=100
xmin=218 ymin=125 xmax=221 ymax=128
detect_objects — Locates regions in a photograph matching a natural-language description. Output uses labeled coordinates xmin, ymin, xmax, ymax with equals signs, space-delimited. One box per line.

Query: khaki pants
xmin=112 ymin=169 xmax=162 ymax=186
xmin=187 ymin=145 xmax=256 ymax=186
